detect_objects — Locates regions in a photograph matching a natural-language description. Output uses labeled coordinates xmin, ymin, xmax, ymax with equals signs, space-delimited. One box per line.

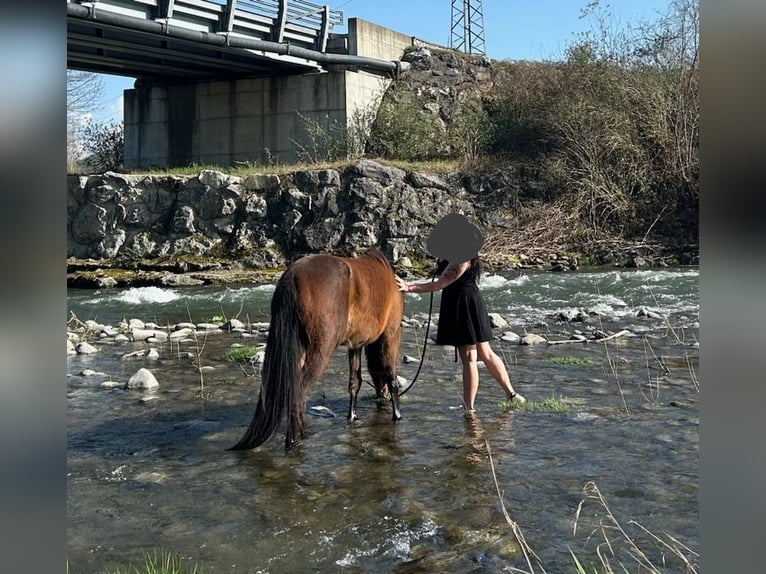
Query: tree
xmin=67 ymin=70 xmax=104 ymax=170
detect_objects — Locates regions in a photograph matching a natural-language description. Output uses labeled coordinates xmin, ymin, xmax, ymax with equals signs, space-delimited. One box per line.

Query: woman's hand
xmin=395 ymin=276 xmax=409 ymax=292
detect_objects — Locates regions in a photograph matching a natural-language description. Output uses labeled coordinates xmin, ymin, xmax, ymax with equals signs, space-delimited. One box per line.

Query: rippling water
xmin=67 ymin=267 xmax=699 ymax=573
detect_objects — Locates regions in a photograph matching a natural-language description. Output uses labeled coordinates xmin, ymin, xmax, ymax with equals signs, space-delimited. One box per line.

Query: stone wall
xmin=67 ymin=159 xmax=479 ymax=269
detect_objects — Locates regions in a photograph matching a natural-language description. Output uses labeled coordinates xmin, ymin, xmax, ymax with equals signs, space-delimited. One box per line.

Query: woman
xmin=395 ymin=213 xmax=526 ymax=413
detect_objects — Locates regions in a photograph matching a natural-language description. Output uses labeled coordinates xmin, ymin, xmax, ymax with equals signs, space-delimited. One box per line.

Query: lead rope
xmin=398 ymin=267 xmax=439 ymax=397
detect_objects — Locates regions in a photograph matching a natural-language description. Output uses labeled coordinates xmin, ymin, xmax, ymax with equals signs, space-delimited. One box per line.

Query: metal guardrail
xmin=67 ymin=0 xmax=343 ymax=52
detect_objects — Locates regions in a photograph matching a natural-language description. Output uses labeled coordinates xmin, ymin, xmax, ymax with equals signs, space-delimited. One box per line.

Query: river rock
xmin=76 ymin=341 xmax=98 ymax=354
xmin=67 ymin=339 xmax=77 ymax=355
xmin=125 ymin=368 xmax=159 ymax=390
xmin=132 ymin=328 xmax=168 ymax=342
xmin=520 ymin=333 xmax=547 ymax=345
xmin=220 ymin=318 xmax=246 ymax=332
xmin=169 ymin=327 xmax=195 ymax=340
xmin=488 ymin=313 xmax=509 ymax=329
xmin=499 ymin=331 xmax=521 ymax=343
xmin=637 ymin=307 xmax=664 ymax=319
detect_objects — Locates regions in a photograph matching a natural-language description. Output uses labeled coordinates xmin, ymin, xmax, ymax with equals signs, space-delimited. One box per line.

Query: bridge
xmin=67 ymin=0 xmax=419 ymax=167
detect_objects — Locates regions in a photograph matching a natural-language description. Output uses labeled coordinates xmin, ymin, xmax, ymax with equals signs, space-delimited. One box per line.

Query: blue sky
xmin=93 ymin=0 xmax=673 ymax=123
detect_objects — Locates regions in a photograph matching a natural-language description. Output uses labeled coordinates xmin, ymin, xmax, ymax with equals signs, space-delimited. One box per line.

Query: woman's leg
xmin=457 ymin=344 xmax=480 ymax=411
xmin=475 ymin=341 xmax=524 ymax=401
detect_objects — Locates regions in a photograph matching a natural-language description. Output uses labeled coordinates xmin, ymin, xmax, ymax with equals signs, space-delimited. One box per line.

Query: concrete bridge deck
xmin=67 ymin=0 xmax=347 ymax=80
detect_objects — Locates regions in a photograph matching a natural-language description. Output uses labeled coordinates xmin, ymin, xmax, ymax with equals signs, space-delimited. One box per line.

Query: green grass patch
xmin=361 ymin=392 xmax=407 ymax=405
xmin=225 ymin=345 xmax=263 ymax=363
xmin=104 ymin=549 xmax=202 ymax=574
xmin=544 ymin=355 xmax=598 ymax=366
xmin=500 ymin=395 xmax=573 ymax=412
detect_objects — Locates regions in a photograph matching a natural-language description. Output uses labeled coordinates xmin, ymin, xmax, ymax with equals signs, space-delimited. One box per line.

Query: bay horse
xmin=229 ymin=248 xmax=404 ymax=451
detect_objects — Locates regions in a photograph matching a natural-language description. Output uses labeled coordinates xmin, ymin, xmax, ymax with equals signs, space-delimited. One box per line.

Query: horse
xmin=228 ymin=248 xmax=405 ymax=451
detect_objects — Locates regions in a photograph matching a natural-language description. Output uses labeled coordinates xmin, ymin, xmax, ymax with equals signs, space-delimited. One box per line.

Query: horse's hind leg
xmin=347 ymin=347 xmax=363 ymax=421
xmin=285 ymin=341 xmax=334 ymax=450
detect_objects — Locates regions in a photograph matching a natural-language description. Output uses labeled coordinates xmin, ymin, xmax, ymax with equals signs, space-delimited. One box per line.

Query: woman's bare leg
xmin=476 ymin=341 xmax=524 ymax=401
xmin=457 ymin=345 xmax=480 ymax=411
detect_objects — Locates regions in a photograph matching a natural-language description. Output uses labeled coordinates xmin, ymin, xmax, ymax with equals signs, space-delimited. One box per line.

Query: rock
xmin=146 ymin=348 xmax=160 ymax=360
xmin=402 ymin=46 xmax=433 ymax=70
xmin=67 ymin=339 xmax=77 ymax=355
xmin=128 ymin=318 xmax=145 ymax=330
xmin=346 ymin=159 xmax=406 ymax=186
xmin=169 ymin=327 xmax=195 ymax=340
xmin=198 ymin=170 xmax=229 ymax=189
xmin=125 ymin=368 xmax=159 ymax=390
xmin=220 ymin=318 xmax=245 ymax=332
xmin=132 ymin=328 xmax=168 ymax=342
xmin=488 ymin=313 xmax=509 ymax=329
xmin=408 ymin=172 xmax=448 ymax=190
xmin=76 ymin=342 xmax=98 ymax=354
xmin=100 ymin=381 xmax=123 ymax=389
xmin=520 ymin=333 xmax=547 ymax=345
xmin=243 ymin=173 xmax=280 ymax=190
xmin=499 ymin=331 xmax=521 ymax=344
xmin=637 ymin=307 xmax=664 ymax=320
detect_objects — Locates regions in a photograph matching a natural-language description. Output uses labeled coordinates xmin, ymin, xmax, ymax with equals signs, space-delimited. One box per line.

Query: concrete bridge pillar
xmin=123 ymin=19 xmax=415 ymax=169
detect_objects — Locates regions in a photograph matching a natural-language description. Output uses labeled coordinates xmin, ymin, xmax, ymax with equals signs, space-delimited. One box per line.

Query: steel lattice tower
xmin=450 ymin=0 xmax=486 ymax=55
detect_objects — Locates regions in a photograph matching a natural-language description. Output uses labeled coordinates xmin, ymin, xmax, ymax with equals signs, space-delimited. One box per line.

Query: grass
xmin=485 ymin=443 xmax=699 ymax=574
xmin=106 ymin=157 xmax=461 ymax=178
xmin=225 ymin=345 xmax=263 ymax=363
xmin=361 ymin=391 xmax=408 ymax=405
xmin=499 ymin=394 xmax=573 ymax=412
xmin=70 ymin=549 xmax=202 ymax=574
xmin=543 ymin=355 xmax=599 ymax=366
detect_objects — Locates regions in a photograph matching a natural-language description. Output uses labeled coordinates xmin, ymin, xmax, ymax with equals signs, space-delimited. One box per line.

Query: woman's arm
xmin=396 ymin=261 xmax=470 ymax=294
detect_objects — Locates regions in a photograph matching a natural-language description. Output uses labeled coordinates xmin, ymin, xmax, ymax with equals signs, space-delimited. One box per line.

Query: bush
xmin=367 ymin=84 xmax=440 ymax=161
xmin=78 ymin=119 xmax=124 ymax=172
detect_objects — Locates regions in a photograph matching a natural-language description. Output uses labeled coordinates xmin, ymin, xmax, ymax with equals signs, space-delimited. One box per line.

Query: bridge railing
xmin=68 ymin=0 xmax=344 ymax=52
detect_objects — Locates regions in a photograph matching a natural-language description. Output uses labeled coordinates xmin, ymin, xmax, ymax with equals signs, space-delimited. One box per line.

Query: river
xmin=67 ymin=267 xmax=699 ymax=573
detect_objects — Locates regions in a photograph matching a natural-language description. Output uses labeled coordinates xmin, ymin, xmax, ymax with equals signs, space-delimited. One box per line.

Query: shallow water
xmin=67 ymin=268 xmax=699 ymax=573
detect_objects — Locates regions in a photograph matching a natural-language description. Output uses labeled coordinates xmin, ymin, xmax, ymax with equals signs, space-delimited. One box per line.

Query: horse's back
xmin=281 ymin=249 xmax=401 ymax=347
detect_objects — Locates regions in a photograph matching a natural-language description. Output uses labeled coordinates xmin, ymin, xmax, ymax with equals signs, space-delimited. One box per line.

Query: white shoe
xmin=510 ymin=392 xmax=526 ymax=404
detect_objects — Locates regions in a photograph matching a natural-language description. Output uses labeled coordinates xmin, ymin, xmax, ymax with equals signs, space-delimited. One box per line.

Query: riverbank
xmin=67 ymin=159 xmax=697 ymax=289
xmin=66 ymin=240 xmax=699 ymax=289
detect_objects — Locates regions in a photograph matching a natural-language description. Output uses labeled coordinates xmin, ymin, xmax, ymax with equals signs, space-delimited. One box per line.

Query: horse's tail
xmin=228 ymin=276 xmax=305 ymax=450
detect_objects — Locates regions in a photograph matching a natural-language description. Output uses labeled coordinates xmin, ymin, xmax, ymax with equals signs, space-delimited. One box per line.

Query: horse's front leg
xmin=347 ymin=347 xmax=363 ymax=421
xmin=386 ymin=372 xmax=402 ymax=422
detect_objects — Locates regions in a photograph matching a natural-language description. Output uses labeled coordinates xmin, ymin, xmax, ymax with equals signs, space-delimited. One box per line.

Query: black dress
xmin=435 ymin=258 xmax=493 ymax=347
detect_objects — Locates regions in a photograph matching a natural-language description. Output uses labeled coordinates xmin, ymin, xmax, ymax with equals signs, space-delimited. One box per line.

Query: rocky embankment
xmin=67 ymin=159 xmax=696 ymax=288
